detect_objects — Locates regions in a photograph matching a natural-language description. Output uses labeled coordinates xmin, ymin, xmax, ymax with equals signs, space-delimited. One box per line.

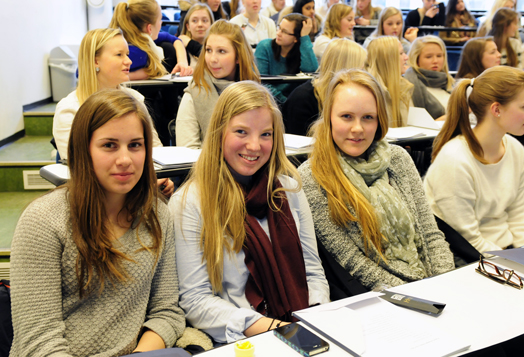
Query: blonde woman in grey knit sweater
xmin=9 ymin=90 xmax=188 ymax=356
xmin=298 ymin=69 xmax=454 ymax=291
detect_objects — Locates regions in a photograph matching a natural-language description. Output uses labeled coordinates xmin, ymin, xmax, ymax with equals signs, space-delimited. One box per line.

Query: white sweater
xmin=424 ymin=135 xmax=524 ymax=253
xmin=53 ymin=88 xmax=162 ymax=160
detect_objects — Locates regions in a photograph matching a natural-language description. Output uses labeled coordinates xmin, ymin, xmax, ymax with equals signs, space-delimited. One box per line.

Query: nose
xmin=124 ymin=55 xmax=132 ymax=66
xmin=116 ymin=147 xmax=132 ymax=166
xmin=246 ymin=135 xmax=261 ymax=152
xmin=351 ymin=119 xmax=363 ymax=134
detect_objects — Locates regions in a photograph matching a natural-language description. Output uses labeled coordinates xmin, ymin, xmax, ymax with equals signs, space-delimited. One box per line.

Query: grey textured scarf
xmin=185 ymin=70 xmax=233 ymax=141
xmin=404 ymin=67 xmax=448 ymax=120
xmin=338 ymin=140 xmax=427 ymax=279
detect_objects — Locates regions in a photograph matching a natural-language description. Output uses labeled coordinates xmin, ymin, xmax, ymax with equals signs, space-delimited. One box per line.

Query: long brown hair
xmin=309 ymin=69 xmax=388 ymax=260
xmin=110 ymin=0 xmax=168 ymax=78
xmin=456 ymin=37 xmax=495 ymax=79
xmin=67 ymin=89 xmax=162 ymax=298
xmin=180 ymin=81 xmax=299 ymax=292
xmin=488 ymin=8 xmax=519 ymax=67
xmin=192 ymin=20 xmax=260 ymax=95
xmin=432 ymin=66 xmax=524 ymax=164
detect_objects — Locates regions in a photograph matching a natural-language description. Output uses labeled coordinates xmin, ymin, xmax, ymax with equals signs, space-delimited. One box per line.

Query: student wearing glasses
xmin=254 ymin=13 xmax=318 ymax=103
xmin=425 ymin=66 xmax=524 ymax=254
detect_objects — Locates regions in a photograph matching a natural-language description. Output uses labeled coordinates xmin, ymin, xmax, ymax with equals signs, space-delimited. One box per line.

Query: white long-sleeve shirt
xmin=169 ymin=175 xmax=330 ymax=343
xmin=424 ymin=135 xmax=524 ymax=253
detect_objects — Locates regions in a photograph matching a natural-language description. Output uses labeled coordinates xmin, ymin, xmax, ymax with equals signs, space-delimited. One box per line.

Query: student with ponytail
xmin=425 ymin=66 xmax=524 ymax=253
xmin=110 ymin=0 xmax=192 ymax=79
xmin=298 ymin=69 xmax=454 ymax=291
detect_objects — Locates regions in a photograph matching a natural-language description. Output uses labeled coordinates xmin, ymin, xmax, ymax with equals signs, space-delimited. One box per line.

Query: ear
xmin=490 ymin=102 xmax=502 ymax=118
xmin=146 ymin=23 xmax=152 ymax=36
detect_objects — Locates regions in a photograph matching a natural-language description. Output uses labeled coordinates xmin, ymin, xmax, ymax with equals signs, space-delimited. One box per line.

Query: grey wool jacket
xmin=298 ymin=144 xmax=455 ymax=290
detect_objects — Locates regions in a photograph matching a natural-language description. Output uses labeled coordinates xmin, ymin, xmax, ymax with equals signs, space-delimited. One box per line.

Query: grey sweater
xmin=9 ymin=189 xmax=185 ymax=357
xmin=298 ymin=144 xmax=454 ymax=290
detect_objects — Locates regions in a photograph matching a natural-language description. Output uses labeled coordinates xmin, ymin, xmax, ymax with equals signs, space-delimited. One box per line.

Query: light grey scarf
xmin=185 ymin=70 xmax=233 ymax=141
xmin=404 ymin=67 xmax=448 ymax=120
xmin=338 ymin=140 xmax=427 ymax=279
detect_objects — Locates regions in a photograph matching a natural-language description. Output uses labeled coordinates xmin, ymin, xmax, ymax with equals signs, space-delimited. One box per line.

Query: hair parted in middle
xmin=366 ymin=36 xmax=413 ymax=127
xmin=67 ymin=88 xmax=162 ymax=298
xmin=110 ymin=0 xmax=168 ymax=79
xmin=309 ymin=69 xmax=388 ymax=261
xmin=408 ymin=35 xmax=455 ymax=91
xmin=180 ymin=80 xmax=300 ymax=292
xmin=370 ymin=7 xmax=404 ymax=42
xmin=433 ymin=66 xmax=524 ymax=164
xmin=312 ymin=38 xmax=366 ymax=113
xmin=77 ymin=28 xmax=124 ymax=105
xmin=192 ymin=20 xmax=260 ymax=95
xmin=456 ymin=37 xmax=496 ymax=79
xmin=321 ymin=4 xmax=354 ymax=39
xmin=181 ymin=3 xmax=215 ymax=38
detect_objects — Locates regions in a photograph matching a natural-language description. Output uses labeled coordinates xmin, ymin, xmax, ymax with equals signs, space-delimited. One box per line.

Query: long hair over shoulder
xmin=181 ymin=3 xmax=214 ymax=38
xmin=192 ymin=20 xmax=260 ymax=95
xmin=67 ymin=89 xmax=162 ymax=298
xmin=110 ymin=0 xmax=168 ymax=78
xmin=366 ymin=36 xmax=413 ymax=127
xmin=321 ymin=4 xmax=353 ymax=39
xmin=77 ymin=28 xmax=123 ymax=105
xmin=180 ymin=81 xmax=299 ymax=292
xmin=433 ymin=66 xmax=524 ymax=164
xmin=369 ymin=7 xmax=404 ymax=42
xmin=309 ymin=69 xmax=388 ymax=261
xmin=488 ymin=8 xmax=519 ymax=67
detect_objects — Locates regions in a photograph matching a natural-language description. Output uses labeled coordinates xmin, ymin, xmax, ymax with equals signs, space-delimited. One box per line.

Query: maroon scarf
xmin=243 ymin=170 xmax=309 ymax=321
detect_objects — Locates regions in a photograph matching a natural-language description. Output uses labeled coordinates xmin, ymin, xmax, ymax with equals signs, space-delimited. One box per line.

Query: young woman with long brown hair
xmin=425 ymin=66 xmax=524 ymax=253
xmin=171 ymin=81 xmax=329 ymax=344
xmin=11 ymin=90 xmax=186 ymax=356
xmin=298 ymin=69 xmax=454 ymax=291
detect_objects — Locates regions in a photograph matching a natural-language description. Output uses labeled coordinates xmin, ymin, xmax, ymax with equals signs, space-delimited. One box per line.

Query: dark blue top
xmin=129 ymin=32 xmax=180 ymax=71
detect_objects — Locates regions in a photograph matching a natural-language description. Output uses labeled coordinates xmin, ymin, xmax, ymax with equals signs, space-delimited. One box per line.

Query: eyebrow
xmin=97 ymin=137 xmax=144 ymax=142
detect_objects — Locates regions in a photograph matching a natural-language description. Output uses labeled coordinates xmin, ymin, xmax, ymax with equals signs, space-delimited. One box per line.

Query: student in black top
xmin=404 ymin=0 xmax=446 ymax=36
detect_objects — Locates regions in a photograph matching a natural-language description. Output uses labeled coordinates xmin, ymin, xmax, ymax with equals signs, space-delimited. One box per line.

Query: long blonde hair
xmin=310 ymin=69 xmax=388 ymax=260
xmin=321 ymin=4 xmax=353 ymax=39
xmin=366 ymin=36 xmax=413 ymax=127
xmin=77 ymin=28 xmax=123 ymax=105
xmin=192 ymin=20 xmax=260 ymax=95
xmin=433 ymin=66 xmax=524 ymax=164
xmin=110 ymin=0 xmax=167 ymax=78
xmin=355 ymin=0 xmax=380 ymax=19
xmin=312 ymin=38 xmax=366 ymax=112
xmin=180 ymin=81 xmax=299 ymax=292
xmin=408 ymin=35 xmax=455 ymax=91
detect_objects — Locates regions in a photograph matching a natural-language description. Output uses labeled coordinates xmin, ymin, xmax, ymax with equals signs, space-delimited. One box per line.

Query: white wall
xmin=0 ymin=0 xmax=88 ymax=142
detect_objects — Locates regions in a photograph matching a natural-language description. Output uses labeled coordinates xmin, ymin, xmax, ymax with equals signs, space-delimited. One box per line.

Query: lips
xmin=112 ymin=172 xmax=133 ymax=181
xmin=239 ymin=154 xmax=259 ymax=162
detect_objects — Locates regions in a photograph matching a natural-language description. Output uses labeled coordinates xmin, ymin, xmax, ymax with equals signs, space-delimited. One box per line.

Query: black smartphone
xmin=274 ymin=322 xmax=329 ymax=356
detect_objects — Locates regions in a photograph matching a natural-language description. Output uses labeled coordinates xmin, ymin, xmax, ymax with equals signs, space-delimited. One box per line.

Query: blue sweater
xmin=255 ymin=36 xmax=318 ymax=103
xmin=129 ymin=32 xmax=181 ymax=72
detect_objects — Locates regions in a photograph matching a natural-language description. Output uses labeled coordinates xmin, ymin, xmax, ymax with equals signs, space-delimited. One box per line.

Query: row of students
xmin=14 ymin=64 xmax=524 ymax=355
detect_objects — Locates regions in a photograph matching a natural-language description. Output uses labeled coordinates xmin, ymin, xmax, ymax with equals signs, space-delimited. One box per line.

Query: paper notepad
xmin=284 ymin=133 xmax=315 ymax=149
xmin=408 ymin=107 xmax=445 ymax=130
xmin=385 ymin=127 xmax=427 ymax=140
xmin=152 ymin=147 xmax=201 ymax=169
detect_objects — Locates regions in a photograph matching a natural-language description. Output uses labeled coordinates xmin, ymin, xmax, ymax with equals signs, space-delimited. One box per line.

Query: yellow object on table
xmin=234 ymin=340 xmax=255 ymax=357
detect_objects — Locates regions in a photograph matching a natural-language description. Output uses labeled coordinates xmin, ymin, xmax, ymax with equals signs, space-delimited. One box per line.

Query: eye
xmin=206 ymin=47 xmax=212 ymax=53
xmin=103 ymin=142 xmax=116 ymax=149
xmin=219 ymin=49 xmax=227 ymax=54
xmin=235 ymin=129 xmax=247 ymax=135
xmin=262 ymin=131 xmax=273 ymax=137
xmin=363 ymin=115 xmax=376 ymax=120
xmin=129 ymin=142 xmax=143 ymax=149
xmin=341 ymin=114 xmax=352 ymax=120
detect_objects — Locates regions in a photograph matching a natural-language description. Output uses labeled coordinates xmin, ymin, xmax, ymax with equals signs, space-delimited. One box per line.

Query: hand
xmin=404 ymin=27 xmax=419 ymax=43
xmin=460 ymin=36 xmax=470 ymax=42
xmin=157 ymin=178 xmax=175 ymax=198
xmin=301 ymin=18 xmax=313 ymax=37
xmin=178 ymin=34 xmax=191 ymax=47
xmin=355 ymin=17 xmax=370 ymax=26
xmin=172 ymin=63 xmax=193 ymax=77
xmin=425 ymin=5 xmax=439 ymax=18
